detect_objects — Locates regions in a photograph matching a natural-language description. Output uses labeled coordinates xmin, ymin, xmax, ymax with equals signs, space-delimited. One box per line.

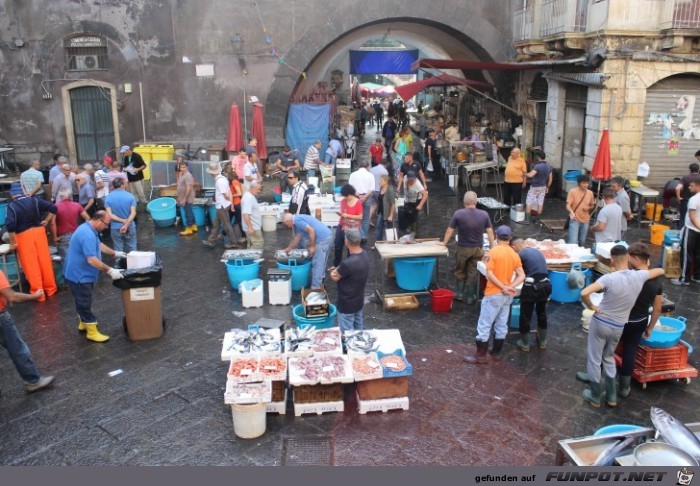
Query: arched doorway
xmin=62 ymin=80 xmax=120 ymax=163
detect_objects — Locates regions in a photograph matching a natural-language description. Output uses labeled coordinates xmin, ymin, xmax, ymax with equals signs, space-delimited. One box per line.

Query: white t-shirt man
xmin=686 ymin=192 xmax=700 ymax=232
xmin=348 ymin=168 xmax=376 ymax=196
xmin=405 ymin=180 xmax=425 ymax=204
xmin=214 ymin=175 xmax=232 ymax=210
xmin=241 ymin=191 xmax=261 ymax=232
xmin=243 ymin=161 xmax=259 ymax=189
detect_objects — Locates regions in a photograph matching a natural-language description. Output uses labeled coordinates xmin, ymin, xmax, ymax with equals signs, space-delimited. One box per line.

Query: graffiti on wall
xmin=646 ymin=94 xmax=700 ymax=154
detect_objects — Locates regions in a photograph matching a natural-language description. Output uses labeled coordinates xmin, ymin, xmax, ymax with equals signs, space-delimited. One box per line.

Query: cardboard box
xmin=122 ymin=286 xmax=163 ymax=341
xmin=356 ymin=377 xmax=409 ymax=400
xmin=301 ymin=285 xmax=329 ymax=318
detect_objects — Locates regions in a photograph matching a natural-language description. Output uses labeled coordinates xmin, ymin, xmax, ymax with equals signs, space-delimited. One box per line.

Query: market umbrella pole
xmin=590 ymin=129 xmax=612 ymax=219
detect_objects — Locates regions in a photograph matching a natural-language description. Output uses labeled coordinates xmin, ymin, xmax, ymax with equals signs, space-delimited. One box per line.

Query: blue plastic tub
xmin=208 ymin=205 xmax=217 ymax=225
xmin=664 ymin=230 xmax=681 ymax=246
xmin=377 ymin=350 xmax=413 ymax=378
xmin=180 ymin=205 xmax=206 ymax=226
xmin=4 ymin=253 xmax=20 ymax=280
xmin=147 ymin=198 xmax=177 ymax=228
xmin=640 ymin=316 xmax=686 ymax=349
xmin=277 ymin=259 xmax=311 ymax=291
xmin=564 ymin=170 xmax=582 ymax=181
xmin=594 ymin=424 xmax=645 ymax=436
xmin=0 ymin=202 xmax=8 ymax=226
xmin=225 ymin=259 xmax=260 ymax=292
xmin=548 ymin=265 xmax=591 ymax=303
xmin=394 ymin=257 xmax=436 ymax=291
xmin=292 ymin=304 xmax=337 ymax=330
xmin=509 ymin=298 xmax=521 ymax=329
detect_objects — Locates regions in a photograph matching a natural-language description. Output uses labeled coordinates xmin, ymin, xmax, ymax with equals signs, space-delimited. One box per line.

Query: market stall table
xmin=476 ymin=197 xmax=510 ymax=224
xmin=630 ymin=185 xmax=660 ymax=227
xmin=373 ymin=239 xmax=449 ymax=302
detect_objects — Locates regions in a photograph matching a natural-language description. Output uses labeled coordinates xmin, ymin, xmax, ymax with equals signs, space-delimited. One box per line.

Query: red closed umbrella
xmin=591 ymin=129 xmax=612 ymax=181
xmin=226 ymin=103 xmax=243 ymax=153
xmin=251 ymin=103 xmax=267 ymax=160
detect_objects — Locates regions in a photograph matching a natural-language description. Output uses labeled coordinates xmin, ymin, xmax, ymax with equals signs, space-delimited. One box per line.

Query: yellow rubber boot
xmin=85 ymin=323 xmax=110 ymax=342
xmin=189 ymin=225 xmax=198 ymax=233
xmin=78 ymin=317 xmax=86 ymax=332
xmin=179 ymin=227 xmax=194 ymax=236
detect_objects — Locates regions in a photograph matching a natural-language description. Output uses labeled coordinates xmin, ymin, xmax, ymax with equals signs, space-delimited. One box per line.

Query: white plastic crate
xmin=356 ymin=391 xmax=409 ymax=415
xmin=220 ymin=328 xmax=282 ymax=361
xmin=293 ymin=399 xmax=344 ymax=416
xmin=224 ymin=380 xmax=272 ymax=404
xmin=239 ymin=279 xmax=264 ymax=308
xmin=227 ymin=356 xmax=261 ymax=383
xmin=126 ymin=251 xmax=156 ymax=269
xmin=268 ymin=279 xmax=291 ymax=305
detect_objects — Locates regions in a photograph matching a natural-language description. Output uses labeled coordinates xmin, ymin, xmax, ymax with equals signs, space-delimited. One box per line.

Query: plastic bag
xmin=566 ymin=269 xmax=585 ymax=290
xmin=112 ymin=253 xmax=163 ymax=289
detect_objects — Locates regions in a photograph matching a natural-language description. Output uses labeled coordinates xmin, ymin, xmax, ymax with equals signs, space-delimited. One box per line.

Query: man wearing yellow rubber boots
xmin=64 ymin=210 xmax=126 ymax=342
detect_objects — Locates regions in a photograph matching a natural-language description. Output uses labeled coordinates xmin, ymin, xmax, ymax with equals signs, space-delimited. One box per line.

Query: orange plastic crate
xmin=634 ymin=342 xmax=689 ymax=373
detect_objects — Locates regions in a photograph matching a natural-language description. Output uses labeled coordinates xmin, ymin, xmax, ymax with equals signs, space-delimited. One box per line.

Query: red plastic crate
xmin=634 ymin=342 xmax=689 ymax=373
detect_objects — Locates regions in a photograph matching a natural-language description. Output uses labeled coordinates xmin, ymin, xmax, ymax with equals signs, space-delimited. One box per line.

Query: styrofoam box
xmin=127 ymin=251 xmax=156 ymax=269
xmin=356 ymin=391 xmax=409 ymax=415
xmin=595 ymin=241 xmax=629 ymax=259
xmin=345 ymin=329 xmax=406 ymax=356
xmin=268 ymin=279 xmax=291 ymax=305
xmin=239 ymin=279 xmax=264 ymax=308
xmin=336 ymin=158 xmax=351 ymax=169
xmin=510 ymin=208 xmax=525 ymax=223
xmin=288 ymin=355 xmax=353 ymax=386
xmin=224 ymin=380 xmax=272 ymax=404
xmin=221 ymin=328 xmax=282 ymax=361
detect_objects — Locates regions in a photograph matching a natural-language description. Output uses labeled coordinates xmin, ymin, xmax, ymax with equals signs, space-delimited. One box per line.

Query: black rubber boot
xmin=605 ymin=377 xmax=617 ymax=407
xmin=464 ymin=340 xmax=489 ymax=365
xmin=516 ymin=332 xmax=530 ymax=352
xmin=490 ymin=338 xmax=505 ymax=363
xmin=537 ymin=328 xmax=548 ymax=349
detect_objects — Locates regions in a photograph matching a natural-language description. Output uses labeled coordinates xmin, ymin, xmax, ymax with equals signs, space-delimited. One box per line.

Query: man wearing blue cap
xmin=464 ymin=225 xmax=525 ymax=364
xmin=6 ymin=182 xmax=58 ymax=301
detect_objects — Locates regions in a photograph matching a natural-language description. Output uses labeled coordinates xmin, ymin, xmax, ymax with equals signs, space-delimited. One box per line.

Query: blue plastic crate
xmin=377 ymin=350 xmax=412 ymax=378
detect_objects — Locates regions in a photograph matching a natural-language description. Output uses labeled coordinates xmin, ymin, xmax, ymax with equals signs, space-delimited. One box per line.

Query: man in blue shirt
xmin=282 ymin=213 xmax=332 ymax=288
xmin=105 ymin=178 xmax=137 ymax=253
xmin=64 ymin=210 xmax=126 ymax=342
xmin=524 ymin=151 xmax=553 ymax=224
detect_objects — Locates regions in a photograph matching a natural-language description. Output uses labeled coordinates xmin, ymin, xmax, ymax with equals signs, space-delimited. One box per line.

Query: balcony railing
xmin=513 ymin=7 xmax=535 ymax=42
xmin=541 ymin=0 xmax=588 ymax=37
xmin=659 ymin=0 xmax=700 ymax=30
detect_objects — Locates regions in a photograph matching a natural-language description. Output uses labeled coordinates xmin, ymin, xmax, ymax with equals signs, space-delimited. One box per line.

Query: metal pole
xmin=139 ymin=82 xmax=147 ymax=142
xmin=242 ymin=76 xmax=248 ymax=140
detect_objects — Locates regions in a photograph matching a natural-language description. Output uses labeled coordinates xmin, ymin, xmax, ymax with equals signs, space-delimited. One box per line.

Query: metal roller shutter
xmin=640 ymin=74 xmax=700 ymax=188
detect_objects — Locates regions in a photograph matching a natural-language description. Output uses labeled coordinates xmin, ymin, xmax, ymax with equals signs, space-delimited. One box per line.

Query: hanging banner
xmin=349 ymin=50 xmax=419 ymax=74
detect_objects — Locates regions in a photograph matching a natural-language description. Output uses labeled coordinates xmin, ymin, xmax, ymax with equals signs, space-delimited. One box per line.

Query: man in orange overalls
xmin=6 ymin=182 xmax=58 ymax=301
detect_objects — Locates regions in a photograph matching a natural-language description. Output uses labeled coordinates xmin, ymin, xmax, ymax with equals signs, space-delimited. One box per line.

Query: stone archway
xmin=265 ymin=3 xmax=515 ymax=144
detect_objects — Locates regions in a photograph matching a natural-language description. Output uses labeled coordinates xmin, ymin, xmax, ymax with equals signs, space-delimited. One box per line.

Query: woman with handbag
xmin=566 ymin=174 xmax=596 ymax=246
xmin=375 ymin=175 xmax=396 ymax=242
xmin=333 ymin=184 xmax=363 ymax=267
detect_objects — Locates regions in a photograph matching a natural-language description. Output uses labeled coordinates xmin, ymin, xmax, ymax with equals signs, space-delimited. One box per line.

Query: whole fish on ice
xmin=650 ymin=407 xmax=700 ymax=462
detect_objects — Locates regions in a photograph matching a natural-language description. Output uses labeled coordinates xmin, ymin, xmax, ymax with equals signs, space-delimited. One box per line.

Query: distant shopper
xmin=0 ymin=271 xmax=54 ymax=393
xmin=275 ymin=147 xmax=301 ymax=192
xmin=177 ymin=161 xmax=197 ymax=236
xmin=675 ymin=162 xmax=700 ymax=227
xmin=121 ymin=146 xmax=147 ymax=205
xmin=610 ymin=176 xmax=632 ymax=240
xmin=283 ymin=213 xmax=333 ymax=288
xmin=348 ymin=159 xmax=376 ymax=243
xmin=397 ymin=171 xmax=428 ymax=237
xmin=330 ymin=229 xmax=370 ymax=332
xmin=439 ymin=191 xmax=494 ymax=304
xmin=375 ymin=174 xmax=396 ymax=242
xmin=464 ymin=226 xmax=525 ymax=365
xmin=51 ymin=164 xmax=75 ymax=202
xmin=671 ymin=174 xmax=700 ymax=286
xmin=20 ymin=160 xmax=45 ymax=198
xmin=77 ymin=173 xmax=95 ymax=216
xmin=503 ymin=148 xmax=527 ymax=207
xmin=287 ymin=171 xmax=310 ymax=216
xmin=51 ymin=188 xmax=89 ymax=280
xmin=304 ymin=140 xmax=322 ymax=178
xmin=243 ymin=152 xmax=262 ymax=190
xmin=369 ymin=138 xmax=384 ymax=167
xmin=333 ymin=184 xmax=363 ymax=267
xmin=590 ymin=188 xmax=623 ymax=244
xmin=241 ymin=181 xmax=264 ymax=250
xmin=424 ymin=131 xmax=441 ymax=179
xmin=524 ymin=151 xmax=553 ymax=223
xmin=104 ymin=178 xmax=137 ymax=254
xmin=202 ymin=162 xmax=239 ymax=249
xmin=566 ymin=174 xmax=596 ymax=246
xmin=511 ymin=238 xmax=551 ymax=351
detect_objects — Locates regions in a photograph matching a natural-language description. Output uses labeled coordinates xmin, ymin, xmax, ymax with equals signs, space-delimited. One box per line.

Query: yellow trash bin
xmin=149 ymin=145 xmax=175 ymax=182
xmin=133 ymin=144 xmax=156 ymax=181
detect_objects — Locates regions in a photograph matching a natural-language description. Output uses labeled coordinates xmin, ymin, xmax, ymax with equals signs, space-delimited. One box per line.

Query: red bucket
xmin=430 ymin=288 xmax=455 ymax=313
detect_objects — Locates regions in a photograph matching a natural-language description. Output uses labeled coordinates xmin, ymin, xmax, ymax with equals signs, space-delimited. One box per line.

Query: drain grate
xmin=281 ymin=436 xmax=334 ymax=466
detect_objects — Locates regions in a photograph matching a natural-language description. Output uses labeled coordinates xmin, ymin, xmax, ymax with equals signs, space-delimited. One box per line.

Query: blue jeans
xmin=338 ymin=311 xmax=364 ymax=332
xmin=360 ymin=196 xmax=372 ymax=240
xmin=306 ymin=169 xmax=316 ymax=178
xmin=568 ymin=219 xmax=589 ymax=247
xmin=476 ymin=293 xmax=513 ymax=342
xmin=0 ymin=310 xmax=41 ymax=384
xmin=110 ymin=227 xmax=137 ymax=253
xmin=311 ymin=236 xmax=332 ymax=288
xmin=67 ymin=280 xmax=97 ymax=323
xmin=180 ymin=202 xmax=195 ymax=227
xmin=376 ymin=218 xmax=394 ymax=241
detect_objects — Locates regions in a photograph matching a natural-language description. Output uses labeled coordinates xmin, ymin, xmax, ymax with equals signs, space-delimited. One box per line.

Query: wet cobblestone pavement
xmin=1 ymin=130 xmax=699 ymax=465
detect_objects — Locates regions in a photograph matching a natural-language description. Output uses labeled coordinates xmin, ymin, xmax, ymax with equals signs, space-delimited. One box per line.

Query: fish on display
xmin=650 ymin=407 xmax=700 ymax=462
xmin=345 ymin=331 xmax=378 ymax=353
xmin=592 ymin=436 xmax=636 ymax=466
